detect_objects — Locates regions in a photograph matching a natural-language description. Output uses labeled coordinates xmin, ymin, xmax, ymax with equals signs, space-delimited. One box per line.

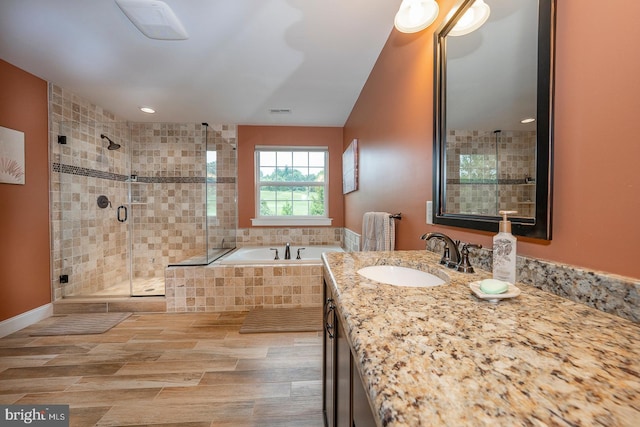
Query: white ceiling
xmin=0 ymin=0 xmax=400 ymax=126
xmin=446 ymin=0 xmax=538 ymax=132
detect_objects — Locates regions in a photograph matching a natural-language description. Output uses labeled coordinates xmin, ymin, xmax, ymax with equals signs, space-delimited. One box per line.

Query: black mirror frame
xmin=433 ymin=0 xmax=556 ymax=240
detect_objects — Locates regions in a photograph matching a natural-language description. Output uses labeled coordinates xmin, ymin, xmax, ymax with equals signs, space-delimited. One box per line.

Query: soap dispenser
xmin=493 ymin=210 xmax=518 ymax=284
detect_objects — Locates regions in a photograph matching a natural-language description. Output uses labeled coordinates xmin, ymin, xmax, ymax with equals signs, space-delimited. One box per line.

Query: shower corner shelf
xmin=130 ymin=180 xmax=147 ymax=205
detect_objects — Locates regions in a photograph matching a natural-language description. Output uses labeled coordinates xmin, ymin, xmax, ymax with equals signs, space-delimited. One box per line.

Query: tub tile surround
xmin=164 ymin=227 xmax=343 ymax=312
xmin=165 ymin=264 xmax=323 ymax=312
xmin=235 ymin=226 xmax=343 ymax=247
xmin=343 ymin=227 xmax=360 ymax=252
xmin=323 ymin=250 xmax=640 ymax=426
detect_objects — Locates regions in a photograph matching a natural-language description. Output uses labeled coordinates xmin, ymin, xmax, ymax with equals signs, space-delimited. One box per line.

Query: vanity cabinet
xmin=352 ymin=363 xmax=377 ymax=427
xmin=323 ymin=279 xmax=377 ymax=427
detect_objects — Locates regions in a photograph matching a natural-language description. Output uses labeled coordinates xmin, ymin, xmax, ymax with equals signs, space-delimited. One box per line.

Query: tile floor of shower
xmin=63 ymin=249 xmax=234 ymax=298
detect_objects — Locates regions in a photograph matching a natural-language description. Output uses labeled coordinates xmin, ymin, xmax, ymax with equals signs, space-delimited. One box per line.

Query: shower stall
xmin=51 ymin=121 xmax=237 ymax=298
xmin=444 ymin=129 xmax=536 ymax=218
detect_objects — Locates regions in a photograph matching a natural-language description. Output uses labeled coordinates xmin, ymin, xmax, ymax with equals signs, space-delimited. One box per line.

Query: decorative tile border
xmin=53 ymin=163 xmax=128 ymax=181
xmin=53 ymin=163 xmax=235 ymax=184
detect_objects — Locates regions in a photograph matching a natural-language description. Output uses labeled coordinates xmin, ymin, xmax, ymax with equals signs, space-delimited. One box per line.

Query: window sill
xmin=251 ymin=217 xmax=333 ymax=227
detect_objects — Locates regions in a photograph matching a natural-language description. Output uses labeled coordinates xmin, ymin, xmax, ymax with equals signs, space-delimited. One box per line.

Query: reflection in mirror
xmin=434 ymin=0 xmax=555 ymax=239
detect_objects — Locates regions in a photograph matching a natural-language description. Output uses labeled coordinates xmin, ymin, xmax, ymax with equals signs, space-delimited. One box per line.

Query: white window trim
xmin=251 ymin=216 xmax=333 ymax=226
xmin=253 ymin=146 xmax=332 ymax=227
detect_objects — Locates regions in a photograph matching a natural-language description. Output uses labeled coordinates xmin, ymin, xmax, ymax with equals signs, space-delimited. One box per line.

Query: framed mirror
xmin=433 ymin=0 xmax=555 ymax=239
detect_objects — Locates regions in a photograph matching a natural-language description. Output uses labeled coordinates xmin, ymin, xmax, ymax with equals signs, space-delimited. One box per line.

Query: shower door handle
xmin=117 ymin=205 xmax=128 ymax=223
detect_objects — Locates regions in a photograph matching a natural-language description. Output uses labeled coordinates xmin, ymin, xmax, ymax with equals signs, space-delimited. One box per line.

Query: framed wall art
xmin=0 ymin=126 xmax=25 ymax=185
xmin=342 ymin=138 xmax=358 ymax=194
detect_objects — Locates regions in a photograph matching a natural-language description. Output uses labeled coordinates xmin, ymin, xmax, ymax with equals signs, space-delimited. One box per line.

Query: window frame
xmin=252 ymin=145 xmax=332 ymax=227
xmin=206 ymin=149 xmax=217 ymax=219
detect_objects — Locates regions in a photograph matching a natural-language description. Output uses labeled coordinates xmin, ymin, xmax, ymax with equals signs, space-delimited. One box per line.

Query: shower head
xmin=101 ymin=134 xmax=121 ymax=151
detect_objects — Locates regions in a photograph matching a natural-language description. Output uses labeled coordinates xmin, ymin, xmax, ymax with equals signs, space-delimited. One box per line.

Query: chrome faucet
xmin=420 ymin=232 xmax=461 ymax=269
xmin=285 ymin=242 xmax=291 ymax=260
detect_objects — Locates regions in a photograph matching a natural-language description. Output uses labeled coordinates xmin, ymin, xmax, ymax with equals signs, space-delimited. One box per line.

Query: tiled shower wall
xmin=445 ymin=129 xmax=536 ymax=217
xmin=128 ymin=122 xmax=237 ymax=276
xmin=49 ymin=85 xmax=130 ymax=299
xmin=49 ymin=84 xmax=237 ymax=299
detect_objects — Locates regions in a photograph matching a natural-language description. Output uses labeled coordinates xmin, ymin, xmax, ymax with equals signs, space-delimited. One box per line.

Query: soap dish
xmin=469 ymin=281 xmax=521 ymax=302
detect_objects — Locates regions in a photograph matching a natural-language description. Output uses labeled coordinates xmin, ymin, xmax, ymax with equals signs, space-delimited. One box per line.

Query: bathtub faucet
xmin=285 ymin=243 xmax=291 ymax=260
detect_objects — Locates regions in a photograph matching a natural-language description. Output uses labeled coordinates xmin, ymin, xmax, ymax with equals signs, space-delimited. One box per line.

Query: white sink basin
xmin=357 ymin=265 xmax=446 ymax=287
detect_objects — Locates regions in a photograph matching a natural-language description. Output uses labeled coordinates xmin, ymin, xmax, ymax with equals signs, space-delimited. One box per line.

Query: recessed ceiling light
xmin=521 ymin=117 xmax=535 ymax=124
xmin=140 ymin=106 xmax=156 ymax=114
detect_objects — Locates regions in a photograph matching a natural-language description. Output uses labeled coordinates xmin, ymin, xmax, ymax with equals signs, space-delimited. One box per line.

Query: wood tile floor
xmin=0 ymin=312 xmax=324 ymax=426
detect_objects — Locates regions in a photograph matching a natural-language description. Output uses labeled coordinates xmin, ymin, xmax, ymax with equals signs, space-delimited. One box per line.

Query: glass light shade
xmin=449 ymin=0 xmax=491 ymax=36
xmin=394 ymin=0 xmax=439 ymax=34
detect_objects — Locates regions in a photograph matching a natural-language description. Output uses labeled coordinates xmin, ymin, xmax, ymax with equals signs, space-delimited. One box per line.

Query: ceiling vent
xmin=115 ymin=0 xmax=189 ymax=40
xmin=269 ymin=108 xmax=292 ymax=114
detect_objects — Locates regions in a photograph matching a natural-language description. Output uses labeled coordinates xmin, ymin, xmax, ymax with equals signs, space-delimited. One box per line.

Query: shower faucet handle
xmin=270 ymin=248 xmax=279 ymax=260
xmin=296 ymin=248 xmax=306 ymax=259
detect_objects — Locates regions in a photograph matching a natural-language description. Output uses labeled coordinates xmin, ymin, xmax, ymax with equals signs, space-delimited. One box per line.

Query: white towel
xmin=362 ymin=212 xmax=395 ymax=251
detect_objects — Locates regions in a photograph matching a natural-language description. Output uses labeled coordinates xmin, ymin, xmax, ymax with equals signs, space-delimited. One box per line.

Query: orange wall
xmin=344 ymin=0 xmax=640 ymax=279
xmin=237 ymin=125 xmax=344 ymax=228
xmin=0 ymin=59 xmax=51 ymax=321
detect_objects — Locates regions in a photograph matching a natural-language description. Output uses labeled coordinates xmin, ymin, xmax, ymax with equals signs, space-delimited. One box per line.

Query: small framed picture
xmin=0 ymin=126 xmax=25 ymax=185
xmin=342 ymin=138 xmax=358 ymax=194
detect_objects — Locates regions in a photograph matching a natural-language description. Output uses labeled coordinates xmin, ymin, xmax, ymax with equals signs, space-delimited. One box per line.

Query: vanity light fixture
xmin=448 ymin=0 xmax=490 ymax=36
xmin=140 ymin=106 xmax=156 ymax=114
xmin=394 ymin=0 xmax=439 ymax=34
xmin=115 ymin=0 xmax=189 ymax=40
xmin=521 ymin=117 xmax=536 ymax=124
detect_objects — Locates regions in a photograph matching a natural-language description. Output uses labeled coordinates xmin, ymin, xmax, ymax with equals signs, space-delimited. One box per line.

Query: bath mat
xmin=29 ymin=312 xmax=132 ymax=336
xmin=239 ymin=307 xmax=322 ymax=334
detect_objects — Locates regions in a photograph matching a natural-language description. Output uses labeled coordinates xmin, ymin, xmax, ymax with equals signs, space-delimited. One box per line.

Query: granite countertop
xmin=322 ymin=250 xmax=640 ymax=427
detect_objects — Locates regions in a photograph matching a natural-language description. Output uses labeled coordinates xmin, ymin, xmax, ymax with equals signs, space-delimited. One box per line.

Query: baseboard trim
xmin=0 ymin=304 xmax=53 ymax=338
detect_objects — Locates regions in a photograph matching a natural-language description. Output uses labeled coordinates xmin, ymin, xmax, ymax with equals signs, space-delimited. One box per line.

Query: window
xmin=206 ymin=150 xmax=217 ymax=217
xmin=252 ymin=146 xmax=331 ymax=226
xmin=459 ymin=154 xmax=497 ymax=182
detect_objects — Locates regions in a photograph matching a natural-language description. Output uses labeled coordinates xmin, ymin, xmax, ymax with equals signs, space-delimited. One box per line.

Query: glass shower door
xmin=55 ymin=121 xmax=132 ymax=297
